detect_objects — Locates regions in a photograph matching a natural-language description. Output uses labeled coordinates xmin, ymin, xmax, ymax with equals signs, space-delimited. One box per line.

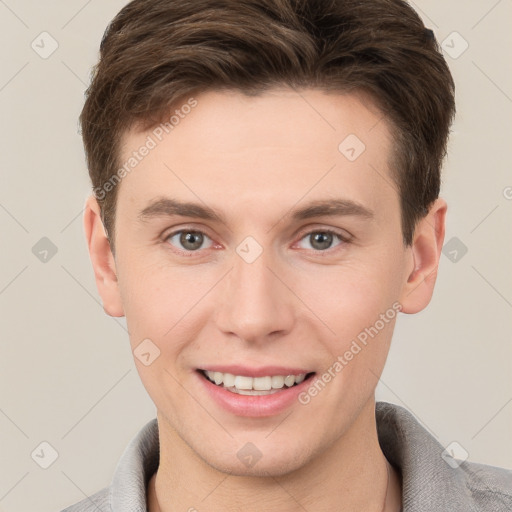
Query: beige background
xmin=0 ymin=1 xmax=511 ymax=511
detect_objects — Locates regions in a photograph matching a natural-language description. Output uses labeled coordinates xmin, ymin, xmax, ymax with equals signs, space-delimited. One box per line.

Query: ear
xmin=399 ymin=198 xmax=447 ymax=314
xmin=83 ymin=195 xmax=124 ymax=317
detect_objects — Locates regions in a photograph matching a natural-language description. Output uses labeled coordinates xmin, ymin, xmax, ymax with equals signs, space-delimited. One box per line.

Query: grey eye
xmin=167 ymin=230 xmax=212 ymax=251
xmin=297 ymin=230 xmax=345 ymax=251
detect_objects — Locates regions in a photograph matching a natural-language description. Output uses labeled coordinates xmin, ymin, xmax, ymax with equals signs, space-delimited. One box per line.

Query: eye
xmin=296 ymin=229 xmax=349 ymax=252
xmin=165 ymin=229 xmax=214 ymax=253
xmin=163 ymin=227 xmax=350 ymax=255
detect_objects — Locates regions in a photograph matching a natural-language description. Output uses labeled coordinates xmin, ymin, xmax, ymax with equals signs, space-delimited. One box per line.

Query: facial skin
xmin=84 ymin=88 xmax=446 ymax=512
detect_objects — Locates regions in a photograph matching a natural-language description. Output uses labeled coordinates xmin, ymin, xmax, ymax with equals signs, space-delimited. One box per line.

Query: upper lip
xmin=199 ymin=365 xmax=315 ymax=378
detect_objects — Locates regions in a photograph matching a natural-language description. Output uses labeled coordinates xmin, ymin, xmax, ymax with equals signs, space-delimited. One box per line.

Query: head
xmin=83 ymin=0 xmax=454 ymax=477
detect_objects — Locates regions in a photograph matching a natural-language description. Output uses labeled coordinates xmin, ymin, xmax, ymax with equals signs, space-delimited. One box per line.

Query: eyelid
xmin=294 ymin=224 xmax=353 ymax=243
xmin=162 ymin=223 xmax=215 ymax=241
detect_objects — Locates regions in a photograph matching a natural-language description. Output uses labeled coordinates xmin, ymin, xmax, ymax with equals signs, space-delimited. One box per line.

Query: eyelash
xmin=163 ymin=227 xmax=352 ymax=257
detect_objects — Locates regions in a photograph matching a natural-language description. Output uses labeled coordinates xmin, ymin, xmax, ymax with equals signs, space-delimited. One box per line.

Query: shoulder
xmin=460 ymin=459 xmax=512 ymax=510
xmin=60 ymin=486 xmax=110 ymax=512
xmin=375 ymin=401 xmax=512 ymax=511
xmin=59 ymin=418 xmax=159 ymax=512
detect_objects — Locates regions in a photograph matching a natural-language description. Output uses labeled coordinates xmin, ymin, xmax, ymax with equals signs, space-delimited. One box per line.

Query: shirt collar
xmin=109 ymin=416 xmax=159 ymax=510
xmin=375 ymin=402 xmax=471 ymax=511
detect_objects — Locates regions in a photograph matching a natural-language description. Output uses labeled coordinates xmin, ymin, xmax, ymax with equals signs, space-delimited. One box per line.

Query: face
xmin=86 ymin=87 xmax=444 ymax=477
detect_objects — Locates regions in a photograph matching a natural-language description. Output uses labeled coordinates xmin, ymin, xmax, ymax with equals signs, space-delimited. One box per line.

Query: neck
xmin=148 ymin=397 xmax=402 ymax=512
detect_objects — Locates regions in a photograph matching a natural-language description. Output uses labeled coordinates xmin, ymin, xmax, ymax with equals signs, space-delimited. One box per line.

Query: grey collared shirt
xmin=61 ymin=402 xmax=512 ymax=511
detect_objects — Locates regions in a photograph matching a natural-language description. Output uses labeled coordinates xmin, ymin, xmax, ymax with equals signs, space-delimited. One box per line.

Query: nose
xmin=214 ymin=246 xmax=295 ymax=344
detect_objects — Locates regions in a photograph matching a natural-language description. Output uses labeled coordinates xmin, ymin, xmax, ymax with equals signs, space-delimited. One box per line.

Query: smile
xmin=199 ymin=369 xmax=316 ymax=396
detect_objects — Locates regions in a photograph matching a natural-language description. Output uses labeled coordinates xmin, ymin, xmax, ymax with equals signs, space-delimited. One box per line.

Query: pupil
xmin=311 ymin=232 xmax=332 ymax=250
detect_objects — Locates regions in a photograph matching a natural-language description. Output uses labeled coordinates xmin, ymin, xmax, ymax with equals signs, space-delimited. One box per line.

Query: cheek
xmin=118 ymin=258 xmax=218 ymax=353
xmin=307 ymin=266 xmax=401 ymax=405
xmin=298 ymin=256 xmax=403 ymax=333
xmin=117 ymin=261 xmax=177 ymax=340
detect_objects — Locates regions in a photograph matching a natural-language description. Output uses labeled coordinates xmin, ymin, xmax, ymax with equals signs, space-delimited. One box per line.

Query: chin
xmin=205 ymin=453 xmax=310 ymax=479
xmin=195 ymin=437 xmax=315 ymax=479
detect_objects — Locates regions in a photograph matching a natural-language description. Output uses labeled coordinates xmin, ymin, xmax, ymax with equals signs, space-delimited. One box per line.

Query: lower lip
xmin=196 ymin=370 xmax=316 ymax=417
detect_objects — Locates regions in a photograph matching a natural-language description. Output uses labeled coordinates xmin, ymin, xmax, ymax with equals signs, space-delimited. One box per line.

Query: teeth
xmin=204 ymin=370 xmax=308 ymax=391
xmin=253 ymin=376 xmax=272 ymax=390
xmin=271 ymin=375 xmax=285 ymax=389
xmin=234 ymin=375 xmax=254 ymax=390
xmin=222 ymin=373 xmax=235 ymax=387
xmin=296 ymin=374 xmax=306 ymax=384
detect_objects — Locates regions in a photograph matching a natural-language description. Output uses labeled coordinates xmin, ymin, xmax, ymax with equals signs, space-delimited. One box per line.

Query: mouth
xmin=197 ymin=369 xmax=316 ymax=396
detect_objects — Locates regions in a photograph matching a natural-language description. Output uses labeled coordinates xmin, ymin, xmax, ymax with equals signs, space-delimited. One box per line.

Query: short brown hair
xmin=80 ymin=0 xmax=455 ymax=251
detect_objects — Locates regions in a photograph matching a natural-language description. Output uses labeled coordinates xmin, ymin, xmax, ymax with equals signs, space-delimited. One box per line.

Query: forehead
xmin=124 ymin=87 xmax=391 ymax=155
xmin=116 ymin=88 xmax=396 ymax=221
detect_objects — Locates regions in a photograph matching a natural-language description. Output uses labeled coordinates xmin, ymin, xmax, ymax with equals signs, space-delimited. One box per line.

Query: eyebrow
xmin=138 ymin=197 xmax=374 ymax=224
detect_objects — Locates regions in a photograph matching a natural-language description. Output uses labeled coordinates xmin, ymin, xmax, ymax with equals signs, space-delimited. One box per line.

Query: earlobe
xmin=399 ymin=198 xmax=447 ymax=314
xmin=83 ymin=195 xmax=125 ymax=317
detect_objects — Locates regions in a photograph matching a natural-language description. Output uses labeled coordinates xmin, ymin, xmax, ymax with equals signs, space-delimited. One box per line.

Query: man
xmin=62 ymin=0 xmax=512 ymax=511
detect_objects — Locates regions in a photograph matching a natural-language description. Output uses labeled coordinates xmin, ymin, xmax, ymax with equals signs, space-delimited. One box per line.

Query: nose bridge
xmin=215 ymin=242 xmax=294 ymax=342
